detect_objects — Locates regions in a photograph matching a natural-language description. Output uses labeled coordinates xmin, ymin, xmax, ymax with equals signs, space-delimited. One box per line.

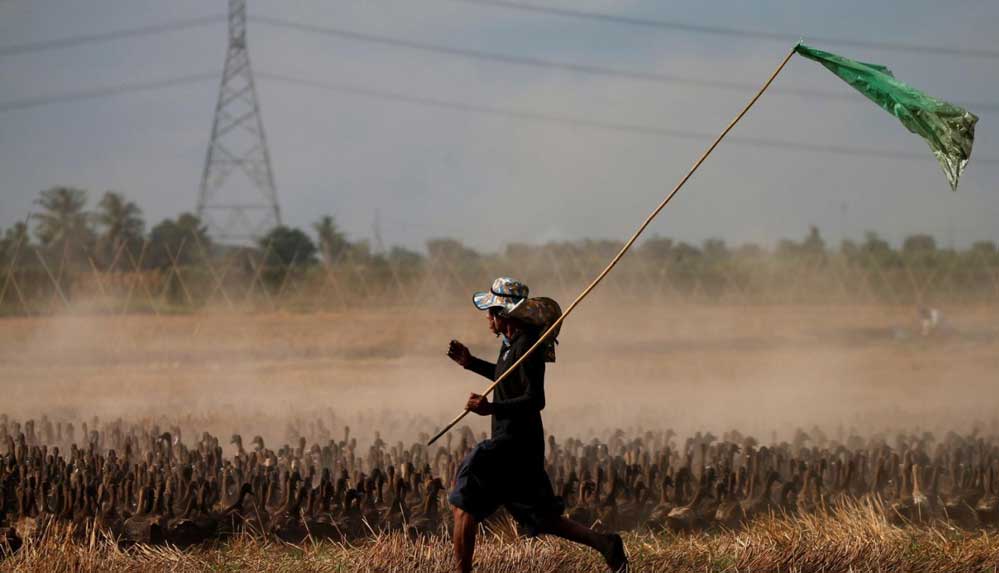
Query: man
xmin=919 ymin=306 xmax=941 ymax=336
xmin=446 ymin=277 xmax=628 ymax=573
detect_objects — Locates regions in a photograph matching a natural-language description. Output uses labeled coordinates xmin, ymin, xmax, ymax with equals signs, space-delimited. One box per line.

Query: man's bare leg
xmin=539 ymin=517 xmax=627 ymax=571
xmin=452 ymin=507 xmax=477 ymax=573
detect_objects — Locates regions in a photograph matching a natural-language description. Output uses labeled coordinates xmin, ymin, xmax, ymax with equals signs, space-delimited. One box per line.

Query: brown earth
xmin=2 ymin=303 xmax=996 ymax=449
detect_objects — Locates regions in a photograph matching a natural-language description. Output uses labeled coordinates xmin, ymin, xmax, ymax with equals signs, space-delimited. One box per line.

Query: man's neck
xmin=502 ymin=325 xmax=520 ymax=342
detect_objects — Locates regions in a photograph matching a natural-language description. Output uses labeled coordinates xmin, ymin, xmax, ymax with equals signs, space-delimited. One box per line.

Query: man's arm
xmin=464 ymin=356 xmax=496 ymax=380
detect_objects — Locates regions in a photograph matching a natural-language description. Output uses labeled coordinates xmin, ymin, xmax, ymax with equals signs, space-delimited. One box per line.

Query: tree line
xmin=0 ymin=187 xmax=373 ymax=271
xmin=4 ymin=187 xmax=998 ymax=268
xmin=1 ymin=186 xmax=998 ymax=310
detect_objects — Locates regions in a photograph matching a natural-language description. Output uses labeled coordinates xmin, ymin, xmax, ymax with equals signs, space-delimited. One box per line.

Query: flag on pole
xmin=795 ymin=43 xmax=978 ymax=190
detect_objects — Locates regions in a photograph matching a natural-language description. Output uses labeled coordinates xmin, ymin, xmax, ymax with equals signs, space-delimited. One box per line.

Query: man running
xmin=446 ymin=277 xmax=627 ymax=572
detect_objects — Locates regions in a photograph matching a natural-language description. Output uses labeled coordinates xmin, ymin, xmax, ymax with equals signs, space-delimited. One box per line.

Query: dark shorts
xmin=448 ymin=438 xmax=565 ymax=536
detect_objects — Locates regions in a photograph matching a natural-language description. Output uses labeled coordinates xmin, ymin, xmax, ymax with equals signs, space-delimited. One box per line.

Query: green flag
xmin=795 ymin=43 xmax=978 ymax=190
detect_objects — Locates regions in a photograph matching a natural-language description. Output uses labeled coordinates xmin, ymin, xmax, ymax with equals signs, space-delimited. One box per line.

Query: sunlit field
xmin=2 ymin=303 xmax=999 ymax=571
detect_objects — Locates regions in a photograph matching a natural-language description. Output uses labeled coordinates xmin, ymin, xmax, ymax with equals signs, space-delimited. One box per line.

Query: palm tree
xmin=95 ymin=191 xmax=144 ymax=265
xmin=33 ymin=187 xmax=94 ymax=252
xmin=146 ymin=213 xmax=212 ymax=269
xmin=0 ymin=222 xmax=30 ymax=265
xmin=313 ymin=215 xmax=349 ymax=265
xmin=32 ymin=187 xmax=94 ymax=302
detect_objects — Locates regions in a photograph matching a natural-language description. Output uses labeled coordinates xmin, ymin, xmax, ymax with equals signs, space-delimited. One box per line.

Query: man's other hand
xmin=448 ymin=340 xmax=472 ymax=367
xmin=466 ymin=393 xmax=493 ymax=416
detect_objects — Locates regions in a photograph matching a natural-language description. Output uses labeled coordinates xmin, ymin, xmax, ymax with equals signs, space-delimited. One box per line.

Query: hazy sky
xmin=1 ymin=0 xmax=996 ymax=251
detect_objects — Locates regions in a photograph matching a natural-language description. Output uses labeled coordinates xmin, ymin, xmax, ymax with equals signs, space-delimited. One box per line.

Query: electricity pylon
xmin=197 ymin=0 xmax=281 ymax=242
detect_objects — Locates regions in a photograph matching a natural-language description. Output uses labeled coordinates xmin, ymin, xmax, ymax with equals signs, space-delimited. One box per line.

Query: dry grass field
xmin=2 ymin=302 xmax=999 ymax=572
xmin=6 ymin=501 xmax=999 ymax=573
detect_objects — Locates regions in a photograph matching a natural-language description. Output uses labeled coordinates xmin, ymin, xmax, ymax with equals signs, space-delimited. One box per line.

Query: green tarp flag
xmin=795 ymin=43 xmax=978 ymax=191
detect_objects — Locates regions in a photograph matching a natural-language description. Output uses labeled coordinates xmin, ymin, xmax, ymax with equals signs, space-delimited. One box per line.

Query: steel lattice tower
xmin=197 ymin=0 xmax=281 ymax=242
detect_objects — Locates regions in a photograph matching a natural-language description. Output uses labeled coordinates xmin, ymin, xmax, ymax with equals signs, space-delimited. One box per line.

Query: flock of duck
xmin=2 ymin=415 xmax=998 ymax=556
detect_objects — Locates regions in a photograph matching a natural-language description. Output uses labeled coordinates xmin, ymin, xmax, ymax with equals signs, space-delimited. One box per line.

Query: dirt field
xmin=3 ymin=302 xmax=999 ymax=572
xmin=2 ymin=302 xmax=997 ymax=448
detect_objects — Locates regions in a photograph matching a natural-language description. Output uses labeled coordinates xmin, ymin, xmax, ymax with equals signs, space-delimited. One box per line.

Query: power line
xmin=1 ymin=13 xmax=993 ymax=112
xmin=256 ymin=72 xmax=999 ymax=165
xmin=0 ymin=15 xmax=225 ymax=57
xmin=250 ymin=15 xmax=997 ymax=112
xmin=0 ymin=70 xmax=995 ymax=166
xmin=449 ymin=0 xmax=999 ymax=59
xmin=0 ymin=73 xmax=217 ymax=112
xmin=1 ymin=6 xmax=995 ymax=63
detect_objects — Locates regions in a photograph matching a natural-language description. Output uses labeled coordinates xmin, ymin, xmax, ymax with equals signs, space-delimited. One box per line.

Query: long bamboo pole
xmin=428 ymin=44 xmax=800 ymax=447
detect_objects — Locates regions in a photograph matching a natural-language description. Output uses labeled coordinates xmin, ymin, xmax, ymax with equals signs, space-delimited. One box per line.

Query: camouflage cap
xmin=472 ymin=277 xmax=529 ymax=314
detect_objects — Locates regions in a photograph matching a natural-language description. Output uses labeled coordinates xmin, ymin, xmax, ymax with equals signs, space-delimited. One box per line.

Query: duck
xmin=406 ymin=477 xmax=445 ymax=541
xmin=665 ymin=468 xmax=716 ymax=532
xmin=645 ymin=474 xmax=676 ymax=530
xmin=975 ymin=466 xmax=999 ymax=526
xmin=741 ymin=471 xmax=781 ymax=520
xmin=714 ymin=472 xmax=745 ymax=529
xmin=123 ymin=484 xmax=165 ymax=545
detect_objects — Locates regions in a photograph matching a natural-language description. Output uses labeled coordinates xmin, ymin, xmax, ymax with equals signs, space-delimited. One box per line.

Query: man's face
xmin=487 ymin=309 xmax=502 ymax=337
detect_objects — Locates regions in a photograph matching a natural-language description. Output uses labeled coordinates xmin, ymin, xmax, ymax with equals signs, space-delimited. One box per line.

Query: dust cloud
xmin=2 ymin=300 xmax=998 ymax=452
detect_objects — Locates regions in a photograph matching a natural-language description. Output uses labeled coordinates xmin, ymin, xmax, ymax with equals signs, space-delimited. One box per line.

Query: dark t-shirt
xmin=464 ymin=328 xmax=547 ymax=461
